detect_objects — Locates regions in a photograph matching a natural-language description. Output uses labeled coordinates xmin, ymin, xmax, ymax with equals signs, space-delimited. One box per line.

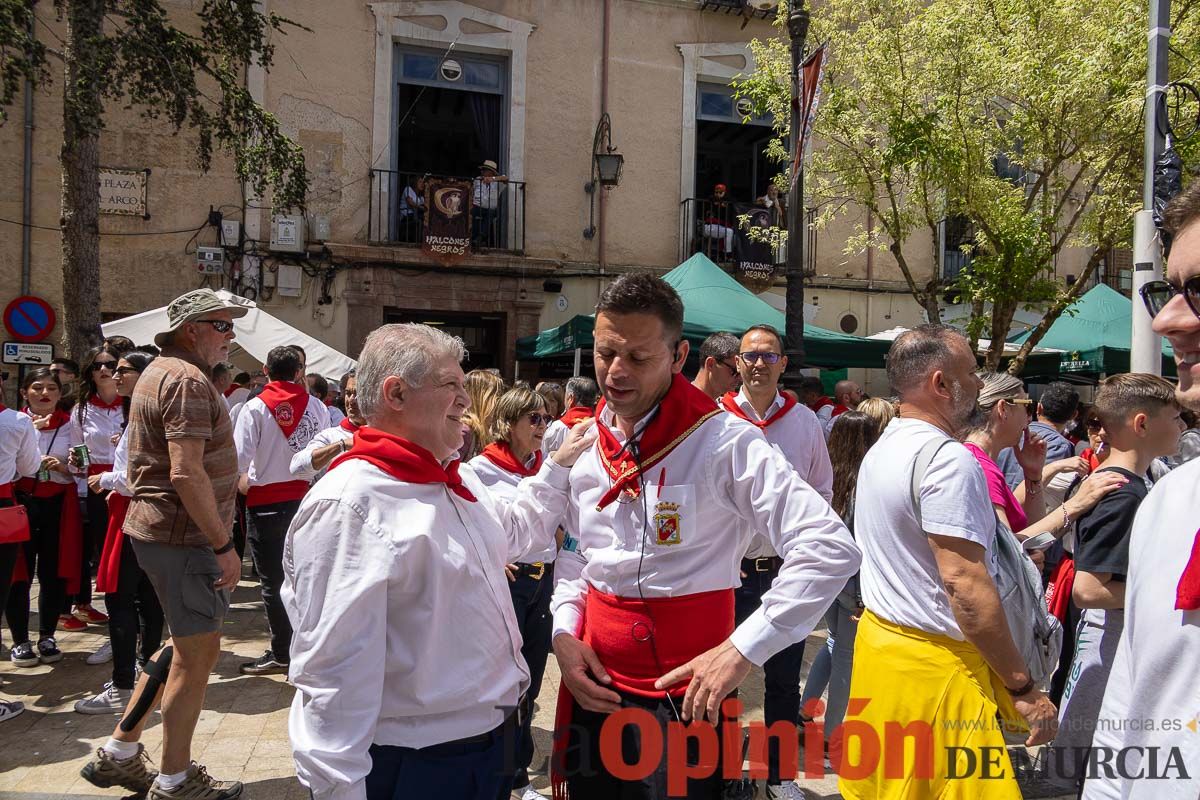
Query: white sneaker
xmin=764 ymin=782 xmax=810 ymax=800
xmin=86 ymin=640 xmax=114 ymax=665
xmin=513 ymin=785 xmax=542 ymax=800
xmin=0 ymin=700 xmax=24 ymax=723
xmin=74 ymin=682 xmax=133 ymax=715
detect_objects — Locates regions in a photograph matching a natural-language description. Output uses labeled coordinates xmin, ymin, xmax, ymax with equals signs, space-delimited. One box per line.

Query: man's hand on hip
xmin=553 ymin=632 xmax=621 ymax=713
xmin=655 ymin=639 xmax=751 ymax=725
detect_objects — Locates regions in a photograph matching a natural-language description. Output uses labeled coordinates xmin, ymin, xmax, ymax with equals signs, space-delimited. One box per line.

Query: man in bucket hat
xmin=80 ymin=289 xmax=249 ymax=800
xmin=472 ymin=158 xmax=509 ymax=249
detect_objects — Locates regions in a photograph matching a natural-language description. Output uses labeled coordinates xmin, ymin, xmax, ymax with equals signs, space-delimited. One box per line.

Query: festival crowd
xmin=1 ymin=181 xmax=1199 ymax=800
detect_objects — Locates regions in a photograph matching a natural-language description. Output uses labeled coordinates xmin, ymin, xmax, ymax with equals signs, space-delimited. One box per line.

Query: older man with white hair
xmin=282 ymin=323 xmax=593 ymax=800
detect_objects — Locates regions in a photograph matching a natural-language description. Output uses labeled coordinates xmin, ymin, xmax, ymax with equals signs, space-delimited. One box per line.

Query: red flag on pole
xmin=790 ymin=45 xmax=827 ymax=189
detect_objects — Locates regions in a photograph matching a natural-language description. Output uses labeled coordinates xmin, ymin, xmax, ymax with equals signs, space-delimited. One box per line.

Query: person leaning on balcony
xmin=472 ymin=159 xmax=508 ymax=248
xmin=702 ymin=183 xmax=736 ymax=255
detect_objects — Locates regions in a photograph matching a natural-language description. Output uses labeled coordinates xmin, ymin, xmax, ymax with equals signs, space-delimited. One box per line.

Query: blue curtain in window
xmin=470 ymin=92 xmax=502 ymax=165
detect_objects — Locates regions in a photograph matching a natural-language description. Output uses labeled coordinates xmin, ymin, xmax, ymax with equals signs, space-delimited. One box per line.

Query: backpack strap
xmin=910 ymin=438 xmax=954 ymax=530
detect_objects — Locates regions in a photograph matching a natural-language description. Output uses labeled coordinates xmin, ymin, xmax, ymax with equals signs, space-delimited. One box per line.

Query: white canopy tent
xmin=101 ymin=290 xmax=357 ymax=379
xmin=867 ymin=326 xmax=1064 ymax=358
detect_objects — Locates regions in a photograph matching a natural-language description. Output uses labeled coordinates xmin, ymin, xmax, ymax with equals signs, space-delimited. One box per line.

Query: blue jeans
xmin=799 ymin=585 xmax=859 ymax=739
xmin=507 ymin=562 xmax=554 ymax=788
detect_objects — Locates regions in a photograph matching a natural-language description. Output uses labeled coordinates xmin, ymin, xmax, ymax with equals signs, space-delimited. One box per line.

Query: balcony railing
xmin=367 ymin=169 xmax=526 ymax=254
xmin=679 ymin=198 xmax=816 ymax=276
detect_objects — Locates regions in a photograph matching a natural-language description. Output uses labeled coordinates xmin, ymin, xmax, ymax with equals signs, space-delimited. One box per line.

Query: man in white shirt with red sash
xmin=719 ymin=323 xmax=833 ymax=800
xmin=543 ymin=377 xmax=601 ymax=457
xmin=290 ymin=370 xmax=363 ymax=483
xmin=282 ymin=323 xmax=593 ymax=800
xmin=234 ymin=345 xmax=329 ymax=675
xmin=550 ymin=274 xmax=860 ymax=799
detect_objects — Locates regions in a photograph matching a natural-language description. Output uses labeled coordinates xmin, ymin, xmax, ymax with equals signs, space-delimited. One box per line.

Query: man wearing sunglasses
xmin=691 ymin=331 xmax=742 ymax=402
xmin=82 ymin=289 xmax=248 ymax=800
xmin=1083 ymin=181 xmax=1200 ymax=800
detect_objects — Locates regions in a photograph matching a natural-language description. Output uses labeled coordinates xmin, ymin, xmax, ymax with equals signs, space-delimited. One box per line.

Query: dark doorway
xmin=394 ymin=84 xmax=503 ymax=177
xmin=384 ymin=309 xmax=505 ymax=371
xmin=695 ymin=119 xmax=775 ymax=205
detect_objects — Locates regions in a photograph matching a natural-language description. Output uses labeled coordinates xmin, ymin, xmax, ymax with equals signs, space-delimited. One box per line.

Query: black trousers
xmin=366 ymin=715 xmax=517 ymax=800
xmin=6 ymin=494 xmax=68 ymax=644
xmin=735 ymin=558 xmax=805 ymax=785
xmin=247 ymin=499 xmax=300 ymax=661
xmin=76 ymin=488 xmax=108 ymax=606
xmin=0 ymin=498 xmax=20 ymax=645
xmin=564 ymin=693 xmax=729 ymax=800
xmin=507 ymin=562 xmax=555 ymax=788
xmin=105 ymin=534 xmax=164 ymax=690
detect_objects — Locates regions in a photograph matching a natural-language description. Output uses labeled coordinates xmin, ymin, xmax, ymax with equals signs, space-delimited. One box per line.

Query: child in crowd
xmin=1047 ymin=373 xmax=1185 ymax=791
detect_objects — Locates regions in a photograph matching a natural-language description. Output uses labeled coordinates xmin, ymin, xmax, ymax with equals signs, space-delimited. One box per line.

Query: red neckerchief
xmin=330 ymin=427 xmax=476 ymax=502
xmin=1176 ymin=529 xmax=1200 ymax=611
xmin=720 ymin=390 xmax=797 ymax=429
xmin=481 ymin=441 xmax=543 ymax=477
xmin=223 ymin=385 xmax=238 ymax=398
xmin=560 ymin=405 xmax=594 ymax=428
xmin=25 ymin=408 xmax=71 ymax=430
xmin=594 ymin=373 xmax=722 ymax=510
xmin=339 ymin=417 xmax=360 ymax=433
xmin=257 ymin=381 xmax=310 ymax=439
xmin=88 ymin=394 xmax=123 ymax=411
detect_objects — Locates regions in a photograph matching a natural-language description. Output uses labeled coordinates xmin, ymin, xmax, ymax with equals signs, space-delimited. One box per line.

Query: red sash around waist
xmin=550 ymin=586 xmax=735 ymax=799
xmin=96 ymin=492 xmax=132 ymax=593
xmin=87 ymin=462 xmax=113 ymax=477
xmin=11 ymin=480 xmax=83 ymax=594
xmin=246 ymin=480 xmax=309 ymax=507
xmin=0 ymin=483 xmax=13 ymax=500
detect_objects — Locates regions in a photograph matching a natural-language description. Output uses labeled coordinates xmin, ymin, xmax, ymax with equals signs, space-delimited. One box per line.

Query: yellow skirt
xmin=837 ymin=611 xmax=1026 ymax=800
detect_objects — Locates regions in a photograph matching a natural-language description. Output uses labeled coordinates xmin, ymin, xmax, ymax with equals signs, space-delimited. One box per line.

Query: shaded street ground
xmin=0 ymin=571 xmax=1069 ymax=799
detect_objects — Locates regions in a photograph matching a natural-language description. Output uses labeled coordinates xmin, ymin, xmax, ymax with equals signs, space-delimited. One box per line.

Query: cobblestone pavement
xmin=0 ymin=574 xmax=1069 ymax=799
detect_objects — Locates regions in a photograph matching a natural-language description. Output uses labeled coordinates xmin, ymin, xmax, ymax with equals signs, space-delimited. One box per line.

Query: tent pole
xmin=573 ymin=348 xmax=582 ymax=377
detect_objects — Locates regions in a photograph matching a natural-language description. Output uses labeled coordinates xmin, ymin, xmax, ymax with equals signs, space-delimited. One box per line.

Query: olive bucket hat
xmin=154 ymin=289 xmax=250 ymax=347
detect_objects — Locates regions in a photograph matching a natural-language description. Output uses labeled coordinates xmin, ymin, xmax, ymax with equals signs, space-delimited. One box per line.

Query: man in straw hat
xmin=472 ymin=158 xmax=509 ymax=249
xmin=80 ymin=288 xmax=249 ymax=800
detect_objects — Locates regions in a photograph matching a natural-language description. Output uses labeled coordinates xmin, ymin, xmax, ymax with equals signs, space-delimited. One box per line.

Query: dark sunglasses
xmin=719 ymin=359 xmax=740 ymax=376
xmin=1140 ymin=275 xmax=1200 ymax=320
xmin=1085 ymin=418 xmax=1103 ymax=432
xmin=740 ymin=351 xmax=782 ymax=365
xmin=115 ymin=366 xmax=140 ymax=376
xmin=90 ymin=360 xmax=118 ymax=372
xmin=193 ymin=319 xmax=235 ymax=333
xmin=527 ymin=413 xmax=553 ymax=426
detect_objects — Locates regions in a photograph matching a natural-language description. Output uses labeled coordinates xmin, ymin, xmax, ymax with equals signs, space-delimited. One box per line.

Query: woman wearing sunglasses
xmin=76 ymin=352 xmax=165 ymax=714
xmin=7 ymin=368 xmax=85 ymax=668
xmin=62 ymin=343 xmax=131 ymax=631
xmin=467 ymin=387 xmax=560 ymax=800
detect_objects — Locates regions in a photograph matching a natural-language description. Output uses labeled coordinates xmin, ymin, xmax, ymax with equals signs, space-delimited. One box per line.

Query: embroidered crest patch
xmin=654 ymin=501 xmax=682 ymax=545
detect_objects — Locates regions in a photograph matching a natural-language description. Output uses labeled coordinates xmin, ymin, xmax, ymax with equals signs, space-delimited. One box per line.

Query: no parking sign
xmin=3 ymin=296 xmax=56 ymax=343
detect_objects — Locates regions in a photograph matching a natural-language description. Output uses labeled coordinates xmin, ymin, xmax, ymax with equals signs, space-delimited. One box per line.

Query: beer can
xmin=72 ymin=444 xmax=90 ymax=470
xmin=36 ymin=467 xmax=51 ymax=482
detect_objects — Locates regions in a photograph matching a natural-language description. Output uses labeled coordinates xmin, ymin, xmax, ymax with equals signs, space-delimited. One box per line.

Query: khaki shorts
xmin=131 ymin=539 xmax=230 ymax=638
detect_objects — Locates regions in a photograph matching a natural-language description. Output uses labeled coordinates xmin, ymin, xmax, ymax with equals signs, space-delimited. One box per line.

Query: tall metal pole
xmin=1131 ymin=0 xmax=1170 ymax=375
xmin=783 ymin=1 xmax=810 ymax=385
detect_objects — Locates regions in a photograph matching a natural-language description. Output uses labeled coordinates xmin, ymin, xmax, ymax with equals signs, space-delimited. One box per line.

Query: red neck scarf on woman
xmin=257 ymin=380 xmax=310 ymax=439
xmin=560 ymin=405 xmax=594 ymax=428
xmin=339 ymin=417 xmax=359 ymax=433
xmin=1176 ymin=529 xmax=1200 ymax=611
xmin=720 ymin=390 xmax=797 ymax=429
xmin=88 ymin=394 xmax=123 ymax=411
xmin=330 ymin=427 xmax=476 ymax=502
xmin=481 ymin=441 xmax=542 ymax=477
xmin=594 ymin=373 xmax=722 ymax=510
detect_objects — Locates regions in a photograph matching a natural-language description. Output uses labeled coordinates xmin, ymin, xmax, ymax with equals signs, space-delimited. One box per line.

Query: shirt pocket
xmin=643 ymin=484 xmax=696 ymax=549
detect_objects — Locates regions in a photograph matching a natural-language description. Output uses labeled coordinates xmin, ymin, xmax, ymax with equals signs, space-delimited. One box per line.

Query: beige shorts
xmin=131 ymin=539 xmax=230 ymax=638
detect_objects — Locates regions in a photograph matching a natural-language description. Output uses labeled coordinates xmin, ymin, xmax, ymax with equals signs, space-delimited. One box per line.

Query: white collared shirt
xmin=541 ymin=419 xmax=569 ymax=457
xmin=283 ymin=456 xmax=570 ymax=800
xmin=234 ymin=393 xmax=330 ymax=487
xmin=21 ymin=412 xmax=85 ymax=487
xmin=730 ymin=389 xmax=834 ymax=560
xmin=469 ymin=450 xmax=557 ymax=563
xmin=0 ymin=408 xmax=41 ymax=484
xmin=289 ymin=425 xmax=353 ymax=483
xmin=550 ymin=404 xmax=860 ymax=667
xmin=70 ymin=401 xmax=124 ymax=466
xmin=98 ymin=431 xmax=131 ymax=496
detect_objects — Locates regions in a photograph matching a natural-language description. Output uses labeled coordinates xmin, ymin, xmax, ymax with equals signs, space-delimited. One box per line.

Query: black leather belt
xmin=743 ymin=556 xmax=783 ymax=573
xmin=515 ymin=562 xmax=546 ymax=580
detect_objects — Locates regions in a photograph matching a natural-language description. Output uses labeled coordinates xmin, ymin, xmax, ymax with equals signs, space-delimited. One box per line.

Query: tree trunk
xmin=60 ymin=0 xmax=105 ymax=360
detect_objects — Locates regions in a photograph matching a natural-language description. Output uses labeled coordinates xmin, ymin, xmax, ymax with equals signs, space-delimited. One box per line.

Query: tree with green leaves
xmin=0 ymin=0 xmax=309 ymax=359
xmin=736 ymin=0 xmax=1199 ymax=373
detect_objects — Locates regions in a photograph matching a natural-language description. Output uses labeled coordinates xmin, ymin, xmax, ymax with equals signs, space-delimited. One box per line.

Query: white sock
xmin=156 ymin=769 xmax=190 ymax=789
xmin=102 ymin=738 xmax=139 ymax=760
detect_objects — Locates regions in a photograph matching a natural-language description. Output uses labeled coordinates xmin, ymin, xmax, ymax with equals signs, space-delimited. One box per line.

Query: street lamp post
xmin=783 ymin=0 xmax=810 ymax=386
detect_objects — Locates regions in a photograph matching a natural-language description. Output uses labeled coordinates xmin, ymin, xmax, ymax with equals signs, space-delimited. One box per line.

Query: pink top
xmin=964 ymin=442 xmax=1029 ymax=532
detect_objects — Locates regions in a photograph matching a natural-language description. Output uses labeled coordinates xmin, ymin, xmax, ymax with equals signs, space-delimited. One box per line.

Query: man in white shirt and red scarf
xmin=542 ymin=376 xmax=601 ymax=457
xmin=719 ymin=323 xmax=833 ymax=800
xmin=550 ymin=274 xmax=860 ymax=799
xmin=282 ymin=323 xmax=593 ymax=800
xmin=234 ymin=345 xmax=329 ymax=676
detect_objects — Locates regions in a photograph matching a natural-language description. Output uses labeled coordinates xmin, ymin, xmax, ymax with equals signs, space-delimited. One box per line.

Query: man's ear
xmin=671 ymin=340 xmax=690 ymax=373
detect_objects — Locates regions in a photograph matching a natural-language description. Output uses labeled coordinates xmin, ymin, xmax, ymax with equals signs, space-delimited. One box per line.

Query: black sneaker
xmin=238 ymin=651 xmax=289 ymax=675
xmin=37 ymin=636 xmax=63 ymax=664
xmin=10 ymin=642 xmax=38 ymax=668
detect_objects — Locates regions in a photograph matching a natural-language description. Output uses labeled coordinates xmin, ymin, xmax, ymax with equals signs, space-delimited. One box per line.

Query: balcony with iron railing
xmin=367 ymin=168 xmax=526 ymax=254
xmin=678 ymin=197 xmax=815 ymax=276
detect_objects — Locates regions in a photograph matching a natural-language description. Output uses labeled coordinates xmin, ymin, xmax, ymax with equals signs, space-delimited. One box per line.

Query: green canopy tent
xmin=1008 ymin=283 xmax=1176 ymax=379
xmin=517 ymin=254 xmax=892 ymax=369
